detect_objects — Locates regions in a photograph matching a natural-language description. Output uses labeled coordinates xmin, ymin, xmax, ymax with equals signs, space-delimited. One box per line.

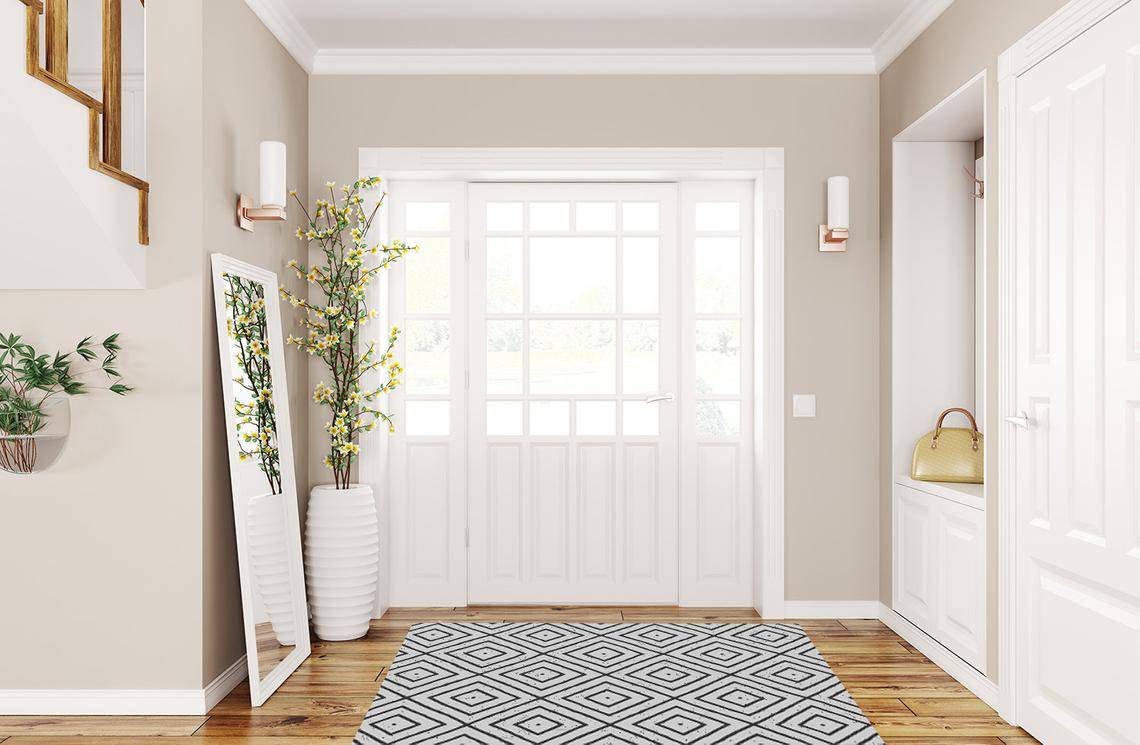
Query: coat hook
xmin=963 ymin=166 xmax=984 ymax=200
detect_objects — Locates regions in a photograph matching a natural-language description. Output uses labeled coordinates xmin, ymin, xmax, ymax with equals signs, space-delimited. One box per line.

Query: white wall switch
xmin=792 ymin=394 xmax=816 ymax=418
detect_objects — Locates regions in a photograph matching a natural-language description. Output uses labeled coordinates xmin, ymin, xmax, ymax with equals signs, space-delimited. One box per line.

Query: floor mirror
xmin=211 ymin=253 xmax=310 ymax=706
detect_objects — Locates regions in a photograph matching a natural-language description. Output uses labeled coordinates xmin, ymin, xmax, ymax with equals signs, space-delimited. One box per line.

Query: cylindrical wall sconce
xmin=237 ymin=140 xmax=288 ymax=231
xmin=819 ymin=175 xmax=850 ymax=252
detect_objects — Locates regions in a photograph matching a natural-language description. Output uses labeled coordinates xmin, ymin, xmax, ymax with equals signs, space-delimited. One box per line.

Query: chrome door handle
xmin=644 ymin=393 xmax=675 ymax=404
xmin=1005 ymin=411 xmax=1031 ymax=429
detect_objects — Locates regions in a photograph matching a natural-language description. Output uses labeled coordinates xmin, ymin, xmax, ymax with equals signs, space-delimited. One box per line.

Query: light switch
xmin=792 ymin=394 xmax=816 ymax=418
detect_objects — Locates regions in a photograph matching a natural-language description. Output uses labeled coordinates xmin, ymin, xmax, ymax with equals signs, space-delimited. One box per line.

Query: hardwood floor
xmin=0 ymin=606 xmax=1038 ymax=744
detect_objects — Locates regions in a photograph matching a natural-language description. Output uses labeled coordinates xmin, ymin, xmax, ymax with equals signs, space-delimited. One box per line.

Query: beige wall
xmin=309 ymin=75 xmax=882 ymax=601
xmin=0 ymin=1 xmax=206 ymax=689
xmin=878 ymin=0 xmax=1068 ymax=678
xmin=201 ymin=0 xmax=309 ymax=685
xmin=0 ymin=0 xmax=307 ymax=690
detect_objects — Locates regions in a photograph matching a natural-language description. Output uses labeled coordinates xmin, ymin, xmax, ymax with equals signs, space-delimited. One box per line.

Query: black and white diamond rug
xmin=354 ymin=622 xmax=884 ymax=744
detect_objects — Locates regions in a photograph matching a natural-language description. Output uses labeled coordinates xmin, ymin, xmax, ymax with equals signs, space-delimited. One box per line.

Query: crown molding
xmin=243 ymin=0 xmax=318 ymax=73
xmin=871 ymin=0 xmax=955 ymax=72
xmin=311 ymin=47 xmax=876 ymax=75
xmin=243 ymin=0 xmax=950 ymax=77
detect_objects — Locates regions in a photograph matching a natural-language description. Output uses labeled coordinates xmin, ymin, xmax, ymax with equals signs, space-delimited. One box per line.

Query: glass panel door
xmin=468 ymin=183 xmax=679 ymax=603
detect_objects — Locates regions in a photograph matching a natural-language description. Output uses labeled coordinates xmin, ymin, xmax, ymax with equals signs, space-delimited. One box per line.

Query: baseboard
xmin=782 ymin=600 xmax=883 ymax=619
xmin=877 ymin=603 xmax=1001 ymax=711
xmin=0 ymin=655 xmax=248 ymax=715
xmin=204 ymin=654 xmax=249 ymax=712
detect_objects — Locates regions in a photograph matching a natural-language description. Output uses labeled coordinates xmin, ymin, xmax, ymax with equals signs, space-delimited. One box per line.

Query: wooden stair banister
xmin=15 ymin=0 xmax=149 ymax=246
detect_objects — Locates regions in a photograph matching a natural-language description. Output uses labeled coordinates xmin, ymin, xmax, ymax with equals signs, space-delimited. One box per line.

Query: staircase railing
xmin=19 ymin=0 xmax=149 ymax=245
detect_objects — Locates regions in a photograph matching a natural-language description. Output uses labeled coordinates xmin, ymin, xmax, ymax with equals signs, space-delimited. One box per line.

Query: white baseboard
xmin=204 ymin=654 xmax=249 ymax=712
xmin=877 ymin=604 xmax=1001 ymax=711
xmin=782 ymin=600 xmax=883 ymax=619
xmin=0 ymin=655 xmax=248 ymax=715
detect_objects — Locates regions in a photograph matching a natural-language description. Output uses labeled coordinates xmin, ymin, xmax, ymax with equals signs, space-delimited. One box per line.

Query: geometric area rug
xmin=354 ymin=622 xmax=885 ymax=744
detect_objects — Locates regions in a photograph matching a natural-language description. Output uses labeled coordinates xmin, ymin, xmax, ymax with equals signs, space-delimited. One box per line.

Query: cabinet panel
xmin=935 ymin=500 xmax=986 ymax=672
xmin=893 ymin=483 xmax=986 ymax=674
xmin=894 ymin=485 xmax=935 ymax=628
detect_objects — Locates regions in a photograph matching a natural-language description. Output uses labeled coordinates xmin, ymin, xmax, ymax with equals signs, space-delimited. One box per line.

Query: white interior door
xmin=467 ymin=183 xmax=680 ymax=603
xmin=1013 ymin=3 xmax=1140 ymax=742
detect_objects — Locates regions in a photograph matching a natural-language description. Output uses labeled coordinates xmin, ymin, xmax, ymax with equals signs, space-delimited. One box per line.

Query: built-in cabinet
xmin=891 ymin=74 xmax=988 ymax=675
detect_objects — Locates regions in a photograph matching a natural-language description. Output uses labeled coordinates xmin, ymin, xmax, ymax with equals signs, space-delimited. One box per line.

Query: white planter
xmin=304 ymin=484 xmax=379 ymax=641
xmin=246 ymin=492 xmax=297 ymax=646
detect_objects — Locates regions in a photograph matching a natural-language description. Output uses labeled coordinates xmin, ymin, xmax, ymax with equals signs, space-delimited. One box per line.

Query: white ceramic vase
xmin=246 ymin=492 xmax=297 ymax=646
xmin=304 ymin=484 xmax=379 ymax=641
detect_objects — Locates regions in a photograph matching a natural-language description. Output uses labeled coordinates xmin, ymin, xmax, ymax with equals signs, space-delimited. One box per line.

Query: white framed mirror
xmin=211 ymin=254 xmax=310 ymax=706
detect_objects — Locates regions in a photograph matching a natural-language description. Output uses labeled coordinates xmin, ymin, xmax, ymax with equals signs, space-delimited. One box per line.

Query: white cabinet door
xmin=934 ymin=499 xmax=986 ymax=671
xmin=894 ymin=484 xmax=936 ymax=629
xmin=1014 ymin=3 xmax=1140 ymax=742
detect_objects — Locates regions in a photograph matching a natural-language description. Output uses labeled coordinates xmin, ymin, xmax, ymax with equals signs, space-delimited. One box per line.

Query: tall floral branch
xmin=280 ymin=177 xmax=415 ymax=489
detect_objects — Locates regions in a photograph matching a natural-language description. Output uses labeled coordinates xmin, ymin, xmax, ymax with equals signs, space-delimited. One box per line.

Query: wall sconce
xmin=819 ymin=176 xmax=849 ymax=252
xmin=237 ymin=141 xmax=287 ymax=231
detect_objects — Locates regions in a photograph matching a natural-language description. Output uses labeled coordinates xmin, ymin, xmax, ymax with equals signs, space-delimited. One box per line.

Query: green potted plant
xmin=0 ymin=333 xmax=130 ymax=475
xmin=280 ymin=178 xmax=413 ymax=641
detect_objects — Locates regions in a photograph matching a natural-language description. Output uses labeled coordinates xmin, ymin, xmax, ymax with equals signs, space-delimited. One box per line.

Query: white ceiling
xmin=244 ymin=0 xmax=955 ymax=75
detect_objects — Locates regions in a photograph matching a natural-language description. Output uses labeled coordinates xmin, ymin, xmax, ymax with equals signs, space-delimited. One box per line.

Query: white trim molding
xmin=244 ymin=0 xmax=952 ymax=75
xmin=995 ymin=0 xmax=1130 ymax=726
xmin=357 ymin=147 xmax=786 ymax=618
xmin=871 ymin=0 xmax=955 ymax=72
xmin=313 ymin=48 xmax=876 ymax=76
xmin=879 ymin=605 xmax=1000 ymax=711
xmin=0 ymin=655 xmax=248 ymax=716
xmin=781 ymin=601 xmax=881 ymax=620
xmin=243 ymin=0 xmax=318 ymax=73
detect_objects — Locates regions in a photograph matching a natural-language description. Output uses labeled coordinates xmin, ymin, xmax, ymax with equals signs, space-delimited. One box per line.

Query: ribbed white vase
xmin=304 ymin=484 xmax=379 ymax=641
xmin=246 ymin=492 xmax=297 ymax=646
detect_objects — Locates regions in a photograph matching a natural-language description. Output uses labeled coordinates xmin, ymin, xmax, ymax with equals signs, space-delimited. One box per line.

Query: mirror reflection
xmin=213 ymin=255 xmax=310 ymax=705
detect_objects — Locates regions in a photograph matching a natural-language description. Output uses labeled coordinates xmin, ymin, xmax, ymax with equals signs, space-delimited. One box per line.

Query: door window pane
xmin=487 ymin=320 xmax=523 ymax=394
xmin=487 ymin=401 xmax=523 ymax=436
xmin=487 ymin=237 xmax=523 ymax=313
xmin=695 ymin=320 xmax=741 ymax=395
xmin=405 ymin=401 xmax=450 ymax=436
xmin=405 ymin=202 xmax=450 ymax=232
xmin=576 ymin=202 xmax=617 ymax=231
xmin=696 ymin=401 xmax=741 ymax=438
xmin=623 ymin=401 xmax=659 ymax=436
xmin=530 ymin=400 xmax=570 ymax=436
xmin=529 ymin=202 xmax=570 ymax=232
xmin=623 ymin=321 xmax=659 ymax=395
xmin=622 ymin=237 xmax=659 ymax=313
xmin=576 ymin=401 xmax=616 ymax=436
xmin=695 ymin=237 xmax=741 ymax=314
xmin=530 ymin=237 xmax=616 ymax=313
xmin=405 ymin=320 xmax=449 ymax=394
xmin=530 ymin=320 xmax=616 ymax=394
xmin=622 ymin=202 xmax=659 ymax=232
xmin=405 ymin=236 xmax=449 ymax=313
xmin=695 ymin=202 xmax=740 ymax=232
xmin=486 ymin=202 xmax=523 ymax=232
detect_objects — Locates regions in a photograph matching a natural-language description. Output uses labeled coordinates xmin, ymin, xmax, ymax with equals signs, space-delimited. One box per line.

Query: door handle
xmin=644 ymin=393 xmax=675 ymax=404
xmin=1005 ymin=411 xmax=1031 ymax=429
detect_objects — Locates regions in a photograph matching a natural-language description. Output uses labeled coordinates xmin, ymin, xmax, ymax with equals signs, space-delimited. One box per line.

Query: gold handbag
xmin=911 ymin=407 xmax=984 ymax=484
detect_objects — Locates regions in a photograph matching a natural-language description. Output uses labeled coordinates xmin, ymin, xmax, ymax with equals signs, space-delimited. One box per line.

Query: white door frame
xmin=357 ymin=147 xmax=785 ymax=618
xmin=996 ymin=0 xmax=1132 ymax=723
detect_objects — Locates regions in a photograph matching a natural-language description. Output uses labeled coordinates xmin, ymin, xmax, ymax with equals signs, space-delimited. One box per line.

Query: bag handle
xmin=931 ymin=407 xmax=980 ymax=451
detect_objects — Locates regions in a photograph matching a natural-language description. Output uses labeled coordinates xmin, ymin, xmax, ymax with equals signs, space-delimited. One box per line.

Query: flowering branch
xmin=280 ymin=177 xmax=415 ymax=489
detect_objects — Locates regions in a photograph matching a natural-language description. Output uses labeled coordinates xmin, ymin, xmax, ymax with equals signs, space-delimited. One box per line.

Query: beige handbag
xmin=911 ymin=407 xmax=984 ymax=484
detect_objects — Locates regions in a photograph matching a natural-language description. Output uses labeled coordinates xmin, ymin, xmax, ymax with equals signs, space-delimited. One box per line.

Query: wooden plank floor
xmin=0 ymin=606 xmax=1038 ymax=744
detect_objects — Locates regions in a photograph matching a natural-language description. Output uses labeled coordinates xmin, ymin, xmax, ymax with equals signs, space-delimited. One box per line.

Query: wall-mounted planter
xmin=0 ymin=397 xmax=70 ymax=475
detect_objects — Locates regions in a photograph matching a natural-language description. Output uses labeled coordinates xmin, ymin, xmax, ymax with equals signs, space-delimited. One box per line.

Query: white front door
xmin=1013 ymin=2 xmax=1140 ymax=742
xmin=467 ymin=183 xmax=680 ymax=603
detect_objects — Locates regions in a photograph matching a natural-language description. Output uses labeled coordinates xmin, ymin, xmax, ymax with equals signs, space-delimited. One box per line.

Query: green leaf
xmin=109 ymin=383 xmax=132 ymax=396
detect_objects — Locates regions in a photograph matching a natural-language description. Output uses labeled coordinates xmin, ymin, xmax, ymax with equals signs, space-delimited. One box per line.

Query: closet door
xmin=1013 ymin=3 xmax=1140 ymax=741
